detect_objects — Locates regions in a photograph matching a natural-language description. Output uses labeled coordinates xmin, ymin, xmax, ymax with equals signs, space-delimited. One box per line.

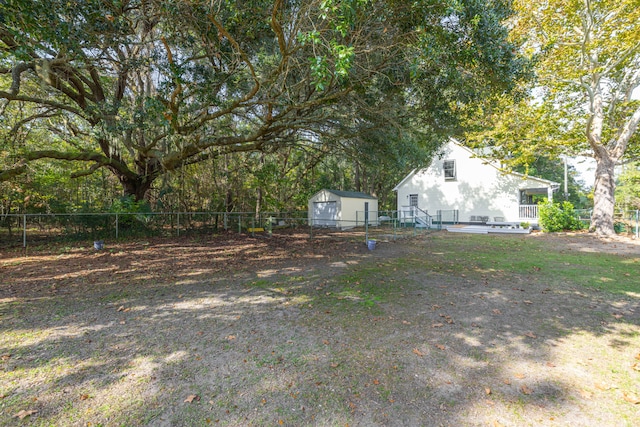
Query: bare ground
xmin=1 ymin=230 xmax=639 ymax=426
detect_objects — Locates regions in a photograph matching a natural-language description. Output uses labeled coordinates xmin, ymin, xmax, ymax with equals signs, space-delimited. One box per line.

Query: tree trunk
xmin=120 ymin=176 xmax=154 ymax=202
xmin=590 ymin=154 xmax=616 ymax=236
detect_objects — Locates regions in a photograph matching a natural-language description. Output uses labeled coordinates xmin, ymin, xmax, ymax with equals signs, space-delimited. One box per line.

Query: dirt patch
xmin=529 ymin=230 xmax=640 ymax=256
xmin=1 ymin=231 xmax=639 ymax=426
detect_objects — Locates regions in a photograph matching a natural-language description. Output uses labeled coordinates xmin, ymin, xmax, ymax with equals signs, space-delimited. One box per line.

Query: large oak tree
xmin=1 ymin=0 xmax=525 ymax=201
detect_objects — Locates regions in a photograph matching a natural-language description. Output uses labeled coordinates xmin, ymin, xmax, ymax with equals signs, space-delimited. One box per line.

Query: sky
xmin=569 ymin=156 xmax=596 ymax=188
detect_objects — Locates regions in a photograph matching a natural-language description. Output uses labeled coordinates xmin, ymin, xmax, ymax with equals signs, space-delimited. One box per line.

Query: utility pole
xmin=564 ymin=156 xmax=569 ymax=201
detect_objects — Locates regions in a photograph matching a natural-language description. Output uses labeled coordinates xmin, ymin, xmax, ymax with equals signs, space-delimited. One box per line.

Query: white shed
xmin=308 ymin=189 xmax=378 ymax=229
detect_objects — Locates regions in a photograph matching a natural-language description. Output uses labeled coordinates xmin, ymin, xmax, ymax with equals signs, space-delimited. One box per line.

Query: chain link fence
xmin=575 ymin=209 xmax=640 ymax=237
xmin=0 ymin=210 xmax=440 ymax=250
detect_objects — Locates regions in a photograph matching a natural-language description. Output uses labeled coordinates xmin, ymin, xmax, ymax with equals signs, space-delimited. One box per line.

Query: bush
xmin=539 ymin=201 xmax=584 ymax=232
xmin=109 ymin=196 xmax=152 ymax=231
xmin=614 ymin=221 xmax=627 ymax=234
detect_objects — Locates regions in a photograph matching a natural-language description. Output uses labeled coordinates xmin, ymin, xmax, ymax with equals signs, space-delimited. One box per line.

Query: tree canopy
xmin=1 ymin=0 xmax=525 ymax=211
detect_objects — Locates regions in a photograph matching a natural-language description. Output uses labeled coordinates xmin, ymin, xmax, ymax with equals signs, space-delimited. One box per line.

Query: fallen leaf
xmin=80 ymin=394 xmax=90 ymax=400
xmin=580 ymin=389 xmax=593 ymax=399
xmin=323 ymin=340 xmax=330 ymax=345
xmin=485 ymin=387 xmax=492 ymax=395
xmin=524 ymin=332 xmax=537 ymax=339
xmin=515 ymin=373 xmax=526 ymax=379
xmin=184 ymin=394 xmax=200 ymax=403
xmin=612 ymin=313 xmax=624 ymax=319
xmin=623 ymin=391 xmax=640 ymax=404
xmin=635 ymin=353 xmax=640 ymax=361
xmin=226 ymin=335 xmax=236 ymax=341
xmin=492 ymin=309 xmax=502 ymax=315
xmin=546 ymin=361 xmax=556 ymax=367
xmin=503 ymin=379 xmax=512 ymax=385
xmin=523 ymin=300 xmax=533 ymax=305
xmin=595 ymin=382 xmax=612 ymax=391
xmin=435 ymin=344 xmax=446 ymax=350
xmin=493 ymin=421 xmax=505 ymax=427
xmin=373 ymin=379 xmax=380 ymax=385
xmin=330 ymin=362 xmax=339 ymax=368
xmin=412 ymin=348 xmax=425 ymax=357
xmin=1 ymin=354 xmax=11 ymax=360
xmin=521 ymin=385 xmax=533 ymax=395
xmin=633 ymin=362 xmax=640 ymax=372
xmin=432 ymin=323 xmax=444 ymax=328
xmin=402 ymin=320 xmax=411 ymax=325
xmin=13 ymin=409 xmax=37 ymax=419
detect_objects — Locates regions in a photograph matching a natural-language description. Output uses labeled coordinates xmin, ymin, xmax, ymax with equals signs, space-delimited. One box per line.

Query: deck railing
xmin=519 ymin=204 xmax=539 ymax=219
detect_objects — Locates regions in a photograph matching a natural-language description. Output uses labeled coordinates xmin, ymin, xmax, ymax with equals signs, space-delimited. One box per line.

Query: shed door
xmin=312 ymin=201 xmax=337 ymax=226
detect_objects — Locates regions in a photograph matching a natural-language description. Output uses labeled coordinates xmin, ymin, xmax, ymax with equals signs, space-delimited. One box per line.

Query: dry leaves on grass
xmin=524 ymin=332 xmax=537 ymax=339
xmin=13 ymin=409 xmax=37 ymax=419
xmin=412 ymin=348 xmax=425 ymax=357
xmin=622 ymin=391 xmax=640 ymax=404
xmin=579 ymin=389 xmax=593 ymax=399
xmin=595 ymin=382 xmax=614 ymax=391
xmin=521 ymin=385 xmax=533 ymax=395
xmin=184 ymin=394 xmax=200 ymax=403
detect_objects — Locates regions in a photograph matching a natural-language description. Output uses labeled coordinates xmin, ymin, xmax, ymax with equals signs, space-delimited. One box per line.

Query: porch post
xmin=547 ymin=186 xmax=554 ymax=203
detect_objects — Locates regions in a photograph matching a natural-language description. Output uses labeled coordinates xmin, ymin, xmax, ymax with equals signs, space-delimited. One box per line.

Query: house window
xmin=409 ymin=194 xmax=418 ymax=207
xmin=443 ymin=160 xmax=456 ymax=181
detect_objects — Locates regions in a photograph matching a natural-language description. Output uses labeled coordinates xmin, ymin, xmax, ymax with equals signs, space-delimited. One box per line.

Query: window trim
xmin=443 ymin=160 xmax=456 ymax=181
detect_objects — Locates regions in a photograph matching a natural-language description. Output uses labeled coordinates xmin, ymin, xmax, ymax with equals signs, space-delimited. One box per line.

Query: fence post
xmin=115 ymin=213 xmax=119 ymax=239
xmin=23 ymin=214 xmax=26 ymax=248
xmin=177 ymin=212 xmax=180 ymax=236
xmin=636 ymin=210 xmax=639 ymax=239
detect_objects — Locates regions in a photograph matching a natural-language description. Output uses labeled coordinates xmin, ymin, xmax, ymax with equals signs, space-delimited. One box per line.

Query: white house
xmin=393 ymin=139 xmax=559 ymax=225
xmin=308 ymin=189 xmax=378 ymax=229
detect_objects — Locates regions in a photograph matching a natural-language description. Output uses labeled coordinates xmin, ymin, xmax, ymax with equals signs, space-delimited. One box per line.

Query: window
xmin=443 ymin=160 xmax=456 ymax=181
xmin=409 ymin=194 xmax=418 ymax=207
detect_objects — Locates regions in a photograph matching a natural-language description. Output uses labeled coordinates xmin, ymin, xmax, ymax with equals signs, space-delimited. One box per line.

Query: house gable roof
xmin=392 ymin=138 xmax=559 ymax=191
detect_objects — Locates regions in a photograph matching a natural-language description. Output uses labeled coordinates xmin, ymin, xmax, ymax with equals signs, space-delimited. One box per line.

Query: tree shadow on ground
xmin=1 ymin=232 xmax=639 ymax=426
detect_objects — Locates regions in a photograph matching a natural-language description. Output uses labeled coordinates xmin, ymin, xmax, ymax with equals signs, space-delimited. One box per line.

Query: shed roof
xmin=315 ymin=189 xmax=377 ymax=200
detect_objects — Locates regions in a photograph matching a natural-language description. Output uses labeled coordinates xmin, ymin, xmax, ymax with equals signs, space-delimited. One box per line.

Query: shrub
xmin=539 ymin=201 xmax=584 ymax=232
xmin=110 ymin=196 xmax=152 ymax=231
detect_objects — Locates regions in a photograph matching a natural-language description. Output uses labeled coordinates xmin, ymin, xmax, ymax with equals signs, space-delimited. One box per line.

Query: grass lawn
xmin=1 ymin=231 xmax=639 ymax=426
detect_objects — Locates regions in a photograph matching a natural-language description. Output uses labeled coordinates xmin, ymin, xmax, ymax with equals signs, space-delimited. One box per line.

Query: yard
xmin=1 ymin=230 xmax=640 ymax=426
